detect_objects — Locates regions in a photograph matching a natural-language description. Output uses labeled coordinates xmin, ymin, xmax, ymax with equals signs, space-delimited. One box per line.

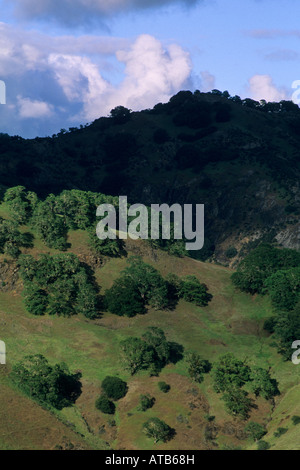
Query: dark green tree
xmin=244 ymin=422 xmax=267 ymax=441
xmin=10 ymin=355 xmax=82 ymax=410
xmin=222 ymin=388 xmax=253 ymax=420
xmin=105 ymin=277 xmax=146 ymax=317
xmin=249 ymin=367 xmax=279 ymax=400
xmin=179 ymin=275 xmax=212 ymax=306
xmin=101 ymin=376 xmax=128 ymax=400
xmin=139 ymin=394 xmax=155 ymax=411
xmin=120 ymin=337 xmax=155 ymax=375
xmin=95 ymin=395 xmax=115 ymax=414
xmin=212 ymin=353 xmax=251 ymax=393
xmin=185 ymin=351 xmax=211 ymax=383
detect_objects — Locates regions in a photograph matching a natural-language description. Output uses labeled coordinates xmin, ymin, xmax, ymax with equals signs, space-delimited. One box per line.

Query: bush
xmin=292 ymin=415 xmax=300 ymax=425
xmin=158 ymin=381 xmax=170 ymax=393
xmin=19 ymin=253 xmax=99 ymax=319
xmin=244 ymin=422 xmax=267 ymax=441
xmin=274 ymin=427 xmax=288 ymax=438
xmin=222 ymin=388 xmax=253 ymax=420
xmin=231 ymin=244 xmax=300 ymax=295
xmin=95 ymin=395 xmax=115 ymax=414
xmin=185 ymin=351 xmax=211 ymax=383
xmin=212 ymin=353 xmax=251 ymax=393
xmin=104 ymin=277 xmax=146 ymax=317
xmin=10 ymin=355 xmax=82 ymax=410
xmin=101 ymin=376 xmax=128 ymax=400
xmin=257 ymin=440 xmax=270 ymax=450
xmin=139 ymin=394 xmax=155 ymax=411
xmin=179 ymin=275 xmax=212 ymax=306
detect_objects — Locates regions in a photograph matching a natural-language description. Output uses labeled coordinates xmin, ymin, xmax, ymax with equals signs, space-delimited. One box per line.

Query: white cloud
xmin=247 ymin=74 xmax=288 ymax=102
xmin=0 ymin=24 xmax=195 ymax=136
xmin=17 ymin=95 xmax=54 ymax=118
xmin=47 ymin=34 xmax=192 ymax=121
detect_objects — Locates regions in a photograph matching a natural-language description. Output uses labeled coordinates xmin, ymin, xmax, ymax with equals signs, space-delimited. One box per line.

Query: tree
xmin=179 ymin=275 xmax=212 ymax=306
xmin=120 ymin=337 xmax=155 ymax=375
xmin=105 ymin=277 xmax=146 ymax=317
xmin=244 ymin=422 xmax=267 ymax=441
xmin=249 ymin=367 xmax=279 ymax=400
xmin=95 ymin=395 xmax=115 ymax=414
xmin=185 ymin=352 xmax=211 ymax=383
xmin=122 ymin=256 xmax=169 ymax=310
xmin=19 ymin=253 xmax=99 ymax=319
xmin=231 ymin=244 xmax=300 ymax=294
xmin=139 ymin=394 xmax=155 ymax=411
xmin=88 ymin=229 xmax=125 ymax=257
xmin=101 ymin=376 xmax=128 ymax=400
xmin=0 ymin=218 xmax=33 ymax=258
xmin=273 ymin=302 xmax=300 ymax=359
xmin=4 ymin=186 xmax=38 ymax=224
xmin=142 ymin=418 xmax=174 ymax=443
xmin=212 ymin=354 xmax=251 ymax=393
xmin=142 ymin=327 xmax=171 ymax=370
xmin=257 ymin=440 xmax=270 ymax=450
xmin=264 ymin=267 xmax=300 ymax=311
xmin=10 ymin=355 xmax=82 ymax=410
xmin=31 ymin=196 xmax=69 ymax=250
xmin=222 ymin=388 xmax=253 ymax=420
xmin=158 ymin=381 xmax=170 ymax=393
xmin=110 ymin=106 xmax=131 ymax=124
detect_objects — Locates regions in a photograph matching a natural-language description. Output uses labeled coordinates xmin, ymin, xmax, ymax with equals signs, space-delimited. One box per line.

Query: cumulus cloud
xmin=247 ymin=74 xmax=288 ymax=102
xmin=17 ymin=95 xmax=54 ymax=118
xmin=8 ymin=0 xmax=201 ymax=27
xmin=0 ymin=24 xmax=194 ymax=136
xmin=47 ymin=34 xmax=192 ymax=121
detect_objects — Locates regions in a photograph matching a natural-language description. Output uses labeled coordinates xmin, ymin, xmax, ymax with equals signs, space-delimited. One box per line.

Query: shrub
xmin=95 ymin=395 xmax=115 ymax=414
xmin=101 ymin=376 xmax=128 ymax=400
xmin=292 ymin=415 xmax=300 ymax=425
xmin=274 ymin=427 xmax=288 ymax=438
xmin=139 ymin=394 xmax=155 ymax=411
xmin=212 ymin=353 xmax=251 ymax=393
xmin=257 ymin=440 xmax=270 ymax=450
xmin=222 ymin=388 xmax=253 ymax=420
xmin=10 ymin=355 xmax=82 ymax=410
xmin=244 ymin=422 xmax=267 ymax=441
xmin=158 ymin=381 xmax=170 ymax=393
xmin=179 ymin=275 xmax=212 ymax=306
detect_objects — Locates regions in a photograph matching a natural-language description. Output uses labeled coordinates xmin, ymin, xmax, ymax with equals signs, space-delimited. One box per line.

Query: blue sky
xmin=0 ymin=0 xmax=299 ymax=138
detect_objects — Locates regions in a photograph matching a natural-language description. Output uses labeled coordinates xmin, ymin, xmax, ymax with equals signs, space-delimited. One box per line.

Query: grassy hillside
xmin=0 ymin=201 xmax=299 ymax=450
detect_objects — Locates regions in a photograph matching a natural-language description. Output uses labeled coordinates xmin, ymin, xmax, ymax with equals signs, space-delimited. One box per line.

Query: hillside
xmin=0 ymin=90 xmax=300 ymax=262
xmin=0 ymin=198 xmax=300 ymax=451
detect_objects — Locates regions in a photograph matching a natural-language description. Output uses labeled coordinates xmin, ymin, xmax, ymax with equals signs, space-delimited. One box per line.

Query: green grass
xmin=1 ymin=220 xmax=300 ymax=450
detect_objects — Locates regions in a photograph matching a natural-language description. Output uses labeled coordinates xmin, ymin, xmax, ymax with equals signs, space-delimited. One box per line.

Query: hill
xmin=0 ymin=90 xmax=300 ymax=262
xmin=0 ymin=199 xmax=300 ymax=450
